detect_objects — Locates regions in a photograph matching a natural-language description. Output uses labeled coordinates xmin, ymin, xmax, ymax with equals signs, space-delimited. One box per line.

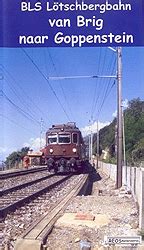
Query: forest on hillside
xmin=93 ymin=98 xmax=144 ymax=165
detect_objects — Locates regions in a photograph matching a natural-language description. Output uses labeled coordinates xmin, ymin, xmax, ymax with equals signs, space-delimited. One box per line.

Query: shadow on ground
xmin=78 ymin=163 xmax=102 ymax=196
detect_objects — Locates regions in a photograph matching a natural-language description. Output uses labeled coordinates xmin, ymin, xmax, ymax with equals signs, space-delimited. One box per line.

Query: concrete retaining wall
xmin=98 ymin=161 xmax=144 ymax=230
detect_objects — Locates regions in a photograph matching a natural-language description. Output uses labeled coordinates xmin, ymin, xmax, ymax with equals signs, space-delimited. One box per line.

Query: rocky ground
xmin=46 ymin=169 xmax=140 ymax=250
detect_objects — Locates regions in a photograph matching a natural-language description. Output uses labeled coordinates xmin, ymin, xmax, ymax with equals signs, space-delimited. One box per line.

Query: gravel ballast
xmin=46 ymin=170 xmax=139 ymax=249
xmin=1 ymin=174 xmax=84 ymax=249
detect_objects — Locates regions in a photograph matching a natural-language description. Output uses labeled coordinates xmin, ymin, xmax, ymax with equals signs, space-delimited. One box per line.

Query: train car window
xmin=59 ymin=134 xmax=71 ymax=144
xmin=79 ymin=133 xmax=83 ymax=144
xmin=72 ymin=133 xmax=78 ymax=143
xmin=48 ymin=134 xmax=57 ymax=144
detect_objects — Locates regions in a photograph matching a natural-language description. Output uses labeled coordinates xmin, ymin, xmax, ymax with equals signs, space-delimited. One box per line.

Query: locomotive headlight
xmin=72 ymin=148 xmax=77 ymax=153
xmin=49 ymin=148 xmax=53 ymax=153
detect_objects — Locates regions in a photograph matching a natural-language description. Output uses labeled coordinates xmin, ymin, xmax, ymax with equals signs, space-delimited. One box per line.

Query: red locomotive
xmin=43 ymin=122 xmax=85 ymax=172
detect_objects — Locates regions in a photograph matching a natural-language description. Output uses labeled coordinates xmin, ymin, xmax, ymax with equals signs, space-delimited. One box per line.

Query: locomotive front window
xmin=59 ymin=134 xmax=71 ymax=144
xmin=73 ymin=133 xmax=78 ymax=143
xmin=48 ymin=134 xmax=57 ymax=144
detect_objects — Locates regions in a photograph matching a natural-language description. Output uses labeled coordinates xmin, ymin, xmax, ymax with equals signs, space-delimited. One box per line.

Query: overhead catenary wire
xmin=91 ymin=48 xmax=102 ymax=118
xmin=46 ymin=49 xmax=75 ymax=121
xmin=2 ymin=65 xmax=48 ymax=128
xmin=22 ymin=48 xmax=71 ymax=121
xmin=45 ymin=51 xmax=116 ymax=125
xmin=97 ymin=80 xmax=116 ymax=118
xmin=92 ymin=51 xmax=116 ymax=119
xmin=0 ymin=113 xmax=38 ymax=135
xmin=1 ymin=90 xmax=40 ymax=126
xmin=3 ymin=77 xmax=40 ymax=121
xmin=91 ymin=48 xmax=109 ymax=119
xmin=96 ymin=56 xmax=116 ymax=116
xmin=3 ymin=48 xmax=116 ymax=130
xmin=90 ymin=49 xmax=113 ymax=162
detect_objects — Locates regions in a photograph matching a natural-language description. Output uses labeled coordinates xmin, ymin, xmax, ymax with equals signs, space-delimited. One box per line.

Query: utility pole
xmin=116 ymin=47 xmax=122 ymax=188
xmin=122 ymin=110 xmax=127 ymax=186
xmin=90 ymin=117 xmax=93 ymax=163
xmin=96 ymin=121 xmax=99 ymax=169
xmin=40 ymin=118 xmax=44 ymax=150
xmin=91 ymin=130 xmax=93 ymax=163
xmin=122 ymin=111 xmax=126 ymax=167
xmin=89 ymin=134 xmax=90 ymax=161
xmin=89 ymin=121 xmax=91 ymax=162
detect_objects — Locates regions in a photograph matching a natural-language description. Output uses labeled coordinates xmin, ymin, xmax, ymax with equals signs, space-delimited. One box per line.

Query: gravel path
xmin=46 ymin=170 xmax=139 ymax=249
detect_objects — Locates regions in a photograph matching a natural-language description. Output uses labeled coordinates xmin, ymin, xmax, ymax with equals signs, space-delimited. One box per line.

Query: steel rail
xmin=0 ymin=175 xmax=72 ymax=218
xmin=0 ymin=166 xmax=47 ymax=179
xmin=15 ymin=174 xmax=89 ymax=250
xmin=0 ymin=173 xmax=55 ymax=196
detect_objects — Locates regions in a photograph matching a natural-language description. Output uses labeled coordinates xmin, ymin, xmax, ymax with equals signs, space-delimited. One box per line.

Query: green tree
xmin=5 ymin=147 xmax=30 ymax=169
xmin=92 ymin=98 xmax=144 ymax=164
xmin=20 ymin=147 xmax=30 ymax=158
xmin=124 ymin=98 xmax=144 ymax=163
xmin=132 ymin=138 xmax=144 ymax=164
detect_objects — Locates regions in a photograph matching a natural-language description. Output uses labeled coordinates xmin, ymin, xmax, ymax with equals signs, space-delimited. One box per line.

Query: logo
xmin=104 ymin=236 xmax=141 ymax=246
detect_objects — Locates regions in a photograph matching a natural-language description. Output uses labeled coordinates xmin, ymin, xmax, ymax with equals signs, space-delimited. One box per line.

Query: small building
xmin=27 ymin=150 xmax=44 ymax=166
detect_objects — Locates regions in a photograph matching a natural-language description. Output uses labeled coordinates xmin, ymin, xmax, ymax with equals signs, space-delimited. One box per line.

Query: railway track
xmin=0 ymin=166 xmax=47 ymax=179
xmin=1 ymin=173 xmax=89 ymax=249
xmin=1 ymin=174 xmax=72 ymax=218
xmin=15 ymin=174 xmax=89 ymax=250
xmin=1 ymin=173 xmax=55 ymax=195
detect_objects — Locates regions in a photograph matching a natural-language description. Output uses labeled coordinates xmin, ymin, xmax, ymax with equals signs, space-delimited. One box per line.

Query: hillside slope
xmin=93 ymin=98 xmax=144 ymax=164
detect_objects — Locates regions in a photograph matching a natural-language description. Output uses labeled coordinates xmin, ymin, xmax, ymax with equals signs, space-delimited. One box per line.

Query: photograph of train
xmin=1 ymin=46 xmax=144 ymax=249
